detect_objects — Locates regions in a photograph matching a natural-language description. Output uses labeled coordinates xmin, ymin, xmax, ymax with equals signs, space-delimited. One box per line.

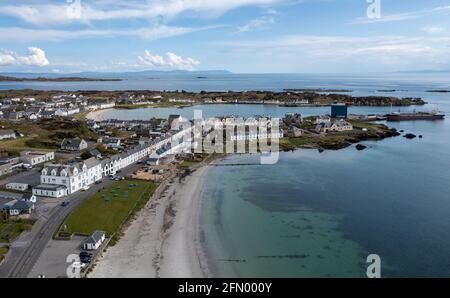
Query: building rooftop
xmin=34 ymin=184 xmax=67 ymax=191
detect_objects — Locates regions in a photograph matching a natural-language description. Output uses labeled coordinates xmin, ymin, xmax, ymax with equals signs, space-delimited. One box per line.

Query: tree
xmin=80 ymin=150 xmax=92 ymax=160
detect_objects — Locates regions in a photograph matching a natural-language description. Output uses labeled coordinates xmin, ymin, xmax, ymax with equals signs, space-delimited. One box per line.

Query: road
xmin=0 ymin=163 xmax=142 ymax=278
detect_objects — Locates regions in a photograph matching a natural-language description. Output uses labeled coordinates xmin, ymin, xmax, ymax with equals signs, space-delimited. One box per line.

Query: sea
xmin=3 ymin=72 xmax=450 ymax=277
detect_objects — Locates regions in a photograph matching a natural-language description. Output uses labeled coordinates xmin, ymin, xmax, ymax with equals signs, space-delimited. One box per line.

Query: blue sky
xmin=0 ymin=0 xmax=450 ymax=73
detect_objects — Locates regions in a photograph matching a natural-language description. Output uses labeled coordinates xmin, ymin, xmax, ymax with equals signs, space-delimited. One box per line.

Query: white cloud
xmin=216 ymin=34 xmax=450 ymax=69
xmin=237 ymin=15 xmax=275 ymax=32
xmin=0 ymin=25 xmax=206 ymax=42
xmin=422 ymin=25 xmax=446 ymax=35
xmin=138 ymin=50 xmax=200 ymax=70
xmin=352 ymin=5 xmax=450 ymax=24
xmin=0 ymin=47 xmax=49 ymax=66
xmin=0 ymin=0 xmax=284 ymax=26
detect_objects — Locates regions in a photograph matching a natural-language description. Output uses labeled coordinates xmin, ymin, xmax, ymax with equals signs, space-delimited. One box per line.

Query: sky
xmin=0 ymin=0 xmax=450 ymax=73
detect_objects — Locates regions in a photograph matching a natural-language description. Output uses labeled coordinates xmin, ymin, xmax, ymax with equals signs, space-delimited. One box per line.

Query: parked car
xmin=81 ymin=185 xmax=90 ymax=191
xmin=71 ymin=261 xmax=86 ymax=270
xmin=95 ymin=180 xmax=102 ymax=185
xmin=79 ymin=251 xmax=93 ymax=258
xmin=61 ymin=200 xmax=70 ymax=207
xmin=79 ymin=252 xmax=92 ymax=263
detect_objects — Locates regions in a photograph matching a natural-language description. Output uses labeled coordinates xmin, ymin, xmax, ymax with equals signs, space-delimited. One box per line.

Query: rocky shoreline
xmin=280 ymin=122 xmax=400 ymax=151
xmin=0 ymin=89 xmax=426 ymax=107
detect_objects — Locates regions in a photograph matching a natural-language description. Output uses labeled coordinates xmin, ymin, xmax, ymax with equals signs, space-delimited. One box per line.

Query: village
xmin=0 ymin=90 xmax=401 ymax=277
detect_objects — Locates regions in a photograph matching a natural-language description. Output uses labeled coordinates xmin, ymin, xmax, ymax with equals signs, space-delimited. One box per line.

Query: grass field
xmin=0 ymin=246 xmax=9 ymax=262
xmin=0 ymin=220 xmax=33 ymax=243
xmin=62 ymin=180 xmax=157 ymax=237
xmin=178 ymin=160 xmax=197 ymax=167
xmin=0 ymin=119 xmax=98 ymax=154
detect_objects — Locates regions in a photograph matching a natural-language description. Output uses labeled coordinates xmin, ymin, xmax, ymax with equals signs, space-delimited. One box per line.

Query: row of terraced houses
xmin=32 ymin=125 xmax=193 ymax=198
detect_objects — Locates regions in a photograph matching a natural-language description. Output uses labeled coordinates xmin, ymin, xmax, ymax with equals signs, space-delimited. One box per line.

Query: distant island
xmin=427 ymin=90 xmax=450 ymax=93
xmin=285 ymin=88 xmax=352 ymax=93
xmin=0 ymin=89 xmax=427 ymax=107
xmin=0 ymin=75 xmax=122 ymax=82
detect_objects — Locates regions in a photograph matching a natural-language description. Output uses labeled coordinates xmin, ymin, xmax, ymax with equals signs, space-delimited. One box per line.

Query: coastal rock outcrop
xmin=355 ymin=144 xmax=367 ymax=151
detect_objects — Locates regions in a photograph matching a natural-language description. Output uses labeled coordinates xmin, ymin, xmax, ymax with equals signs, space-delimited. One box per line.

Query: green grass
xmin=0 ymin=118 xmax=98 ymax=153
xmin=349 ymin=120 xmax=387 ymax=131
xmin=280 ymin=135 xmax=352 ymax=150
xmin=178 ymin=161 xmax=196 ymax=167
xmin=0 ymin=220 xmax=33 ymax=243
xmin=62 ymin=180 xmax=157 ymax=237
xmin=73 ymin=110 xmax=90 ymax=121
xmin=0 ymin=246 xmax=8 ymax=261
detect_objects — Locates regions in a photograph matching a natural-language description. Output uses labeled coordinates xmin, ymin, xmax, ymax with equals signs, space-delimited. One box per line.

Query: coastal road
xmin=0 ymin=164 xmax=142 ymax=278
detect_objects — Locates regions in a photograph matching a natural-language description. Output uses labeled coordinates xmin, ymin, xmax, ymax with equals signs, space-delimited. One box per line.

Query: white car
xmin=81 ymin=186 xmax=90 ymax=191
xmin=71 ymin=262 xmax=86 ymax=269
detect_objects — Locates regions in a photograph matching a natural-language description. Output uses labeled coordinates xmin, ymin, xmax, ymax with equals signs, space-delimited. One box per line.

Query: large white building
xmin=33 ymin=157 xmax=102 ymax=197
xmin=33 ymin=125 xmax=194 ymax=198
xmin=55 ymin=107 xmax=80 ymax=117
xmin=20 ymin=151 xmax=55 ymax=166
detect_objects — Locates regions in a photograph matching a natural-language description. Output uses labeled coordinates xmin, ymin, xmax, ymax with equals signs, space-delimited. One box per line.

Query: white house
xmin=6 ymin=182 xmax=29 ymax=191
xmin=99 ymin=101 xmax=115 ymax=109
xmin=33 ymin=123 xmax=193 ymax=198
xmin=316 ymin=119 xmax=353 ymax=133
xmin=147 ymin=152 xmax=160 ymax=165
xmin=83 ymin=230 xmax=106 ymax=250
xmin=99 ymin=137 xmax=121 ymax=149
xmin=33 ymin=157 xmax=102 ymax=197
xmin=32 ymin=184 xmax=68 ymax=198
xmin=61 ymin=138 xmax=88 ymax=151
xmin=22 ymin=193 xmax=37 ymax=203
xmin=3 ymin=200 xmax=34 ymax=216
xmin=20 ymin=151 xmax=55 ymax=166
xmin=0 ymin=130 xmax=16 ymax=140
xmin=55 ymin=107 xmax=80 ymax=117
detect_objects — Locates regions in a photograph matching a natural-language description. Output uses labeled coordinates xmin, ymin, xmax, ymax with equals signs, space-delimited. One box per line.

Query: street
xmin=0 ymin=163 xmax=143 ymax=278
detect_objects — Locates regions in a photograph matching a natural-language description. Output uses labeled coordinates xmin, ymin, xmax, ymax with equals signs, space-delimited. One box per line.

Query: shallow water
xmin=8 ymin=72 xmax=450 ymax=277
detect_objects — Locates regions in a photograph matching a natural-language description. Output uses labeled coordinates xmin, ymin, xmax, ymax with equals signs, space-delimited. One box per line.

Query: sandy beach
xmin=89 ymin=165 xmax=210 ymax=278
xmin=86 ymin=108 xmax=114 ymax=121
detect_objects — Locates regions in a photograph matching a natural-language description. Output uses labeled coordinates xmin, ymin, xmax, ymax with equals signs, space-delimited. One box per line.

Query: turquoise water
xmin=199 ymin=109 xmax=450 ymax=277
xmin=5 ymin=73 xmax=450 ymax=277
xmin=1 ymin=72 xmax=450 ymax=92
xmin=201 ymin=121 xmax=450 ymax=277
xmin=91 ymin=75 xmax=450 ymax=277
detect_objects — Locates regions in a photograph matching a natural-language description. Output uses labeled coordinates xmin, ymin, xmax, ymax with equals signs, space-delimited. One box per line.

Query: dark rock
xmin=419 ymin=135 xmax=423 ymax=138
xmin=404 ymin=133 xmax=416 ymax=139
xmin=318 ymin=148 xmax=324 ymax=153
xmin=355 ymin=144 xmax=367 ymax=151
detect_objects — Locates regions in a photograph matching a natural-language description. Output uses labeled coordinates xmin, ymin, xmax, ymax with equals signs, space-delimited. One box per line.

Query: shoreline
xmin=86 ymin=108 xmax=115 ymax=121
xmin=89 ymin=165 xmax=211 ymax=278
